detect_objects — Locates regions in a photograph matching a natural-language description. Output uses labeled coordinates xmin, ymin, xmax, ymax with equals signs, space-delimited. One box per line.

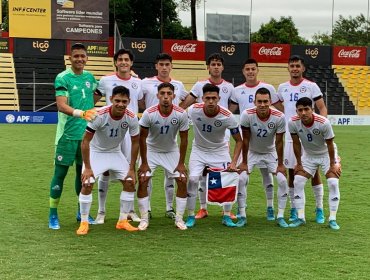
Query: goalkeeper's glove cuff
xmin=73 ymin=109 xmax=97 ymax=121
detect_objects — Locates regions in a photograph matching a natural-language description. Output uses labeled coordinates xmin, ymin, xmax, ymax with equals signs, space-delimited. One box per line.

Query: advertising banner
xmin=328 ymin=115 xmax=370 ymax=125
xmin=205 ymin=42 xmax=249 ymax=65
xmin=332 ymin=46 xmax=367 ymax=65
xmin=69 ymin=40 xmax=109 ymax=57
xmin=251 ymin=43 xmax=291 ymax=63
xmin=291 ymin=45 xmax=331 ymax=66
xmin=14 ymin=38 xmax=65 ymax=56
xmin=0 ymin=38 xmax=9 ymax=53
xmin=0 ymin=111 xmax=58 ymax=124
xmin=122 ymin=38 xmax=161 ymax=62
xmin=163 ymin=39 xmax=205 ymax=61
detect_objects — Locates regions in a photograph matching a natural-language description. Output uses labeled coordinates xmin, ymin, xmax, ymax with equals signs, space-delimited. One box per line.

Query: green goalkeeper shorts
xmin=54 ymin=135 xmax=82 ymax=166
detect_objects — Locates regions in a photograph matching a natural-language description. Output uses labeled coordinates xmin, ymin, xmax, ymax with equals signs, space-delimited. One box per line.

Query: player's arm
xmin=138 ymin=98 xmax=146 ymax=112
xmin=275 ymin=132 xmax=286 ymax=175
xmin=138 ymin=126 xmax=151 ymax=181
xmin=229 ymin=127 xmax=243 ymax=171
xmin=128 ymin=133 xmax=140 ymax=183
xmin=315 ymin=97 xmax=327 ymax=117
xmin=326 ymin=138 xmax=340 ymax=178
xmin=228 ymin=100 xmax=239 ymax=114
xmin=291 ymin=133 xmax=304 ymax=173
xmin=174 ymin=130 xmax=189 ymax=180
xmin=239 ymin=126 xmax=250 ymax=172
xmin=81 ymin=130 xmax=94 ymax=183
xmin=272 ymin=101 xmax=284 ymax=112
xmin=179 ymin=93 xmax=196 ymax=109
xmin=93 ymin=89 xmax=102 ymax=104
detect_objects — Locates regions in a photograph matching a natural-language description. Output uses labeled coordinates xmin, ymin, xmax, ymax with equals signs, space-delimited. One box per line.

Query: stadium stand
xmin=0 ymin=53 xmax=19 ymax=111
xmin=333 ymin=65 xmax=370 ymax=115
xmin=14 ymin=55 xmax=65 ymax=111
xmin=305 ymin=65 xmax=356 ymax=115
xmin=170 ymin=60 xmax=209 ymax=91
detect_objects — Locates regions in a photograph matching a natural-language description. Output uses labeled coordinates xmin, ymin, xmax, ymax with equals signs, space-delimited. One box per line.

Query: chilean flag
xmin=206 ymin=168 xmax=239 ymax=206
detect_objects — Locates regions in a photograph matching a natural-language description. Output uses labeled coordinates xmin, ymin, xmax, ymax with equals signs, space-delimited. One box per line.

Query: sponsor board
xmin=332 ymin=46 xmax=367 ymax=65
xmin=163 ymin=39 xmax=205 ymax=60
xmin=328 ymin=115 xmax=370 ymax=125
xmin=251 ymin=43 xmax=291 ymax=63
xmin=0 ymin=111 xmax=58 ymax=124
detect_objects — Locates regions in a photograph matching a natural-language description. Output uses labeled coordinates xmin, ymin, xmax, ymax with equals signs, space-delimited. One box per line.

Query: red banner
xmin=332 ymin=46 xmax=367 ymax=65
xmin=163 ymin=39 xmax=205 ymax=60
xmin=251 ymin=43 xmax=291 ymax=63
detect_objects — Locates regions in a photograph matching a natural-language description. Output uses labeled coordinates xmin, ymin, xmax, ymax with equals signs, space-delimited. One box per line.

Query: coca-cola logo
xmin=258 ymin=46 xmax=282 ymax=56
xmin=338 ymin=49 xmax=361 ymax=58
xmin=171 ymin=43 xmax=197 ymax=53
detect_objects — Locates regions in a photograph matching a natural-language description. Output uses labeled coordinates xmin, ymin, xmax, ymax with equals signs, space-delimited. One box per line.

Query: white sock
xmin=164 ymin=176 xmax=175 ymax=211
xmin=261 ymin=168 xmax=274 ymax=207
xmin=265 ymin=184 xmax=274 ymax=208
xmin=97 ymin=175 xmax=109 ymax=214
xmin=276 ymin=172 xmax=288 ymax=218
xmin=187 ymin=176 xmax=199 ymax=216
xmin=119 ymin=191 xmax=134 ymax=220
xmin=312 ymin=184 xmax=324 ymax=209
xmin=176 ymin=197 xmax=187 ymax=220
xmin=223 ymin=203 xmax=232 ymax=215
xmin=79 ymin=193 xmax=93 ymax=222
xmin=147 ymin=179 xmax=153 ymax=212
xmin=293 ymin=175 xmax=308 ymax=220
xmin=289 ymin=187 xmax=295 ymax=208
xmin=198 ymin=176 xmax=207 ymax=209
xmin=138 ymin=196 xmax=149 ymax=221
xmin=237 ymin=172 xmax=248 ymax=218
xmin=327 ymin=178 xmax=340 ymax=221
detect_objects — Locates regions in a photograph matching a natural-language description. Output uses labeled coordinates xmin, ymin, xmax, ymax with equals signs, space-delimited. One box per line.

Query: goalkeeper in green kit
xmin=49 ymin=43 xmax=101 ymax=229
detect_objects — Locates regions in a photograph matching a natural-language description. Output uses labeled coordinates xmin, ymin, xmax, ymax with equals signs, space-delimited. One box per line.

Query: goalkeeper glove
xmin=73 ymin=109 xmax=97 ymax=121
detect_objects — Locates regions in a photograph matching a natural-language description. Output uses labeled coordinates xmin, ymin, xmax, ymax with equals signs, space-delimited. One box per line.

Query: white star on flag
xmin=210 ymin=178 xmax=217 ymax=185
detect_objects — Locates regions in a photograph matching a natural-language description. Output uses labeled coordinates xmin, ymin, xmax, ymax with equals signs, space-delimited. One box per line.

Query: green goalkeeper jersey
xmin=54 ymin=68 xmax=98 ymax=143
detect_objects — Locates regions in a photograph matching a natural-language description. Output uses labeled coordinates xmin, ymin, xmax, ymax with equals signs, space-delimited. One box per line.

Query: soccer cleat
xmin=277 ymin=217 xmax=289 ymax=228
xmin=185 ymin=216 xmax=196 ymax=228
xmin=195 ymin=208 xmax=208 ymax=219
xmin=48 ymin=214 xmax=60 ymax=230
xmin=230 ymin=212 xmax=237 ymax=220
xmin=95 ymin=213 xmax=105 ymax=225
xmin=165 ymin=209 xmax=176 ymax=220
xmin=138 ymin=219 xmax=149 ymax=231
xmin=127 ymin=212 xmax=141 ymax=222
xmin=315 ymin=208 xmax=325 ymax=224
xmin=76 ymin=212 xmax=96 ymax=225
xmin=235 ymin=217 xmax=247 ymax=227
xmin=175 ymin=219 xmax=188 ymax=230
xmin=76 ymin=221 xmax=89 ymax=235
xmin=222 ymin=215 xmax=237 ymax=227
xmin=116 ymin=220 xmax=139 ymax=231
xmin=289 ymin=208 xmax=298 ymax=222
xmin=328 ymin=220 xmax=340 ymax=230
xmin=267 ymin=207 xmax=275 ymax=221
xmin=289 ymin=218 xmax=306 ymax=228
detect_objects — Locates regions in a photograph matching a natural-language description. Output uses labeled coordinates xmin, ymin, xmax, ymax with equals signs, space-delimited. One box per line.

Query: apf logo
xmin=33 ymin=40 xmax=49 ymax=53
xmin=131 ymin=41 xmax=147 ymax=53
xmin=5 ymin=114 xmax=15 ymax=123
xmin=221 ymin=44 xmax=235 ymax=56
xmin=305 ymin=47 xmax=319 ymax=59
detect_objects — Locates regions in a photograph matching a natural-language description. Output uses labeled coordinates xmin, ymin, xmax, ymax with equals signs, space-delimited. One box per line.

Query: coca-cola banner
xmin=122 ymin=38 xmax=161 ymax=62
xmin=205 ymin=42 xmax=249 ymax=65
xmin=251 ymin=43 xmax=291 ymax=63
xmin=163 ymin=39 xmax=205 ymax=61
xmin=291 ymin=45 xmax=331 ymax=66
xmin=332 ymin=46 xmax=367 ymax=65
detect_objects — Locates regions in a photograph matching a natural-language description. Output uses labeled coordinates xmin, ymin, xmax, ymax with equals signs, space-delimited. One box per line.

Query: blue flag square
xmin=208 ymin=172 xmax=222 ymax=189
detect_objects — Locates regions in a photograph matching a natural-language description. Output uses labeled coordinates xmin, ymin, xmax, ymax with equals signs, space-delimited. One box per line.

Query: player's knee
xmin=276 ymin=172 xmax=287 ymax=186
xmin=293 ymin=175 xmax=308 ymax=190
xmin=239 ymin=171 xmax=249 ymax=187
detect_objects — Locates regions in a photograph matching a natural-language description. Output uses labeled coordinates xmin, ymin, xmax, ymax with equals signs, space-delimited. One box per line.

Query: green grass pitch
xmin=0 ymin=124 xmax=369 ymax=279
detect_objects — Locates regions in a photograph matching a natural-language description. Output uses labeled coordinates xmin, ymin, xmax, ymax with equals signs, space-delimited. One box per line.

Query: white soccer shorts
xmin=247 ymin=150 xmax=278 ymax=174
xmin=145 ymin=150 xmax=181 ymax=178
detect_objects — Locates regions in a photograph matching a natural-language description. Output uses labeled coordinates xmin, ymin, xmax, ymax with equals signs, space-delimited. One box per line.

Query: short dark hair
xmin=156 ymin=53 xmax=172 ymax=63
xmin=202 ymin=83 xmax=219 ymax=94
xmin=114 ymin=48 xmax=134 ymax=63
xmin=206 ymin=53 xmax=224 ymax=65
xmin=157 ymin=82 xmax=174 ymax=92
xmin=288 ymin=55 xmax=305 ymax=66
xmin=243 ymin=58 xmax=258 ymax=67
xmin=296 ymin=97 xmax=312 ymax=108
xmin=255 ymin=87 xmax=271 ymax=99
xmin=112 ymin=86 xmax=130 ymax=98
xmin=71 ymin=43 xmax=86 ymax=52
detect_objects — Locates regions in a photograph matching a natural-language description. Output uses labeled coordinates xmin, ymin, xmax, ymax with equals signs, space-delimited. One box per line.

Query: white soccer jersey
xmin=288 ymin=113 xmax=334 ymax=156
xmin=87 ymin=106 xmax=139 ymax=152
xmin=188 ymin=103 xmax=238 ymax=152
xmin=190 ymin=79 xmax=234 ymax=108
xmin=141 ymin=76 xmax=188 ymax=108
xmin=97 ymin=73 xmax=143 ymax=114
xmin=231 ymin=81 xmax=279 ymax=112
xmin=139 ymin=105 xmax=189 ymax=153
xmin=240 ymin=107 xmax=285 ymax=154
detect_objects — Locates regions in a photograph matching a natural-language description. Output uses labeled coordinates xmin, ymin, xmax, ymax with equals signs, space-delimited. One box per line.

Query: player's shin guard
xmin=276 ymin=172 xmax=289 ymax=218
xmin=312 ymin=184 xmax=324 ymax=209
xmin=187 ymin=176 xmax=199 ymax=216
xmin=237 ymin=172 xmax=248 ymax=217
xmin=164 ymin=176 xmax=175 ymax=211
xmin=176 ymin=197 xmax=187 ymax=220
xmin=261 ymin=168 xmax=274 ymax=207
xmin=119 ymin=191 xmax=135 ymax=220
xmin=327 ymin=178 xmax=340 ymax=221
xmin=293 ymin=175 xmax=308 ymax=220
xmin=79 ymin=193 xmax=93 ymax=222
xmin=98 ymin=175 xmax=109 ymax=214
xmin=198 ymin=176 xmax=207 ymax=209
xmin=138 ymin=196 xmax=149 ymax=220
xmin=223 ymin=203 xmax=233 ymax=216
xmin=49 ymin=164 xmax=69 ymax=216
xmin=289 ymin=187 xmax=295 ymax=208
